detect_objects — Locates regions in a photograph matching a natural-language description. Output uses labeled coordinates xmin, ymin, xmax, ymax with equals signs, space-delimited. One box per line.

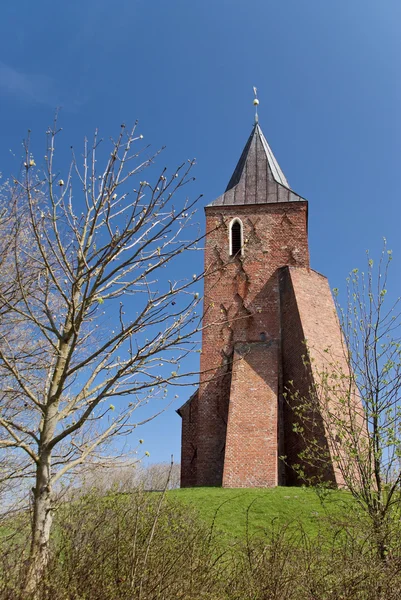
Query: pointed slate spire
xmin=226 ymin=123 xmax=290 ymax=190
xmin=208 ymin=123 xmax=305 ymax=207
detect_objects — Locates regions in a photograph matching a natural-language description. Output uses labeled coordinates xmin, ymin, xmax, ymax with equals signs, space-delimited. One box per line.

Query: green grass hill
xmin=168 ymin=486 xmax=353 ymax=540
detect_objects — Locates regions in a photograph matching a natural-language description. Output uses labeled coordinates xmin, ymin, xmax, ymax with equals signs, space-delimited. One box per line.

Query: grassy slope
xmin=168 ymin=487 xmax=352 ymax=540
xmin=0 ymin=487 xmax=353 ymax=546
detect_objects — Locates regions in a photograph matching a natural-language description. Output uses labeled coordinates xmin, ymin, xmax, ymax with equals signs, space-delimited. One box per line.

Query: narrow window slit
xmin=230 ymin=221 xmax=242 ymax=256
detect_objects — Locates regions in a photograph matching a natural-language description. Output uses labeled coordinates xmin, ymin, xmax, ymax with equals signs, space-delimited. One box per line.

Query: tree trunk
xmin=372 ymin=513 xmax=388 ymax=562
xmin=24 ymin=455 xmax=53 ymax=598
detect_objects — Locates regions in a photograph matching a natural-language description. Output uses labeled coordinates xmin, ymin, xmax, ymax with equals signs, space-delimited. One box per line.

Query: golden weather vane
xmin=253 ymin=86 xmax=259 ymax=123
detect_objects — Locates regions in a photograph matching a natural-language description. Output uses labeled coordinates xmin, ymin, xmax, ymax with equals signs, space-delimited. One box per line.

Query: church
xmin=177 ymin=104 xmax=350 ymax=488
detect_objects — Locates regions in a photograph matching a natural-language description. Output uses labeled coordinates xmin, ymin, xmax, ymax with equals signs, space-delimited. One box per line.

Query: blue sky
xmin=0 ymin=0 xmax=400 ymax=464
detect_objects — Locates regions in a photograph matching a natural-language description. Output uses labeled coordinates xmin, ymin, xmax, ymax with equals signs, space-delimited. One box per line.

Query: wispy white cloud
xmin=0 ymin=61 xmax=60 ymax=107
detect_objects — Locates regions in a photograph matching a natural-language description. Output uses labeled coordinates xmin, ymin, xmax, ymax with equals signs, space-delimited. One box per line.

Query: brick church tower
xmin=177 ymin=114 xmax=349 ymax=488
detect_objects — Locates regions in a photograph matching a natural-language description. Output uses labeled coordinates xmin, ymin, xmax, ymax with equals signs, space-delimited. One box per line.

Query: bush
xmin=38 ymin=489 xmax=223 ymax=599
xmin=228 ymin=522 xmax=401 ymax=599
xmin=2 ymin=489 xmax=401 ymax=599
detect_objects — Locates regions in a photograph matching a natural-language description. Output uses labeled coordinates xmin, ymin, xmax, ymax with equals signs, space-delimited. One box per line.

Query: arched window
xmin=229 ymin=218 xmax=243 ymax=257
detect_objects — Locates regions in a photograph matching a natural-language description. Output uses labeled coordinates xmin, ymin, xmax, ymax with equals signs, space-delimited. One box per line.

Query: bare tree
xmin=288 ymin=243 xmax=401 ymax=558
xmin=0 ymin=184 xmax=41 ymax=516
xmin=67 ymin=459 xmax=181 ymax=495
xmin=136 ymin=460 xmax=181 ymax=490
xmin=0 ymin=119 xmax=203 ymax=594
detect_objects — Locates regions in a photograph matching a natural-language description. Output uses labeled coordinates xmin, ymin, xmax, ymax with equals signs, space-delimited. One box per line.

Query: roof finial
xmin=253 ymin=86 xmax=259 ymax=124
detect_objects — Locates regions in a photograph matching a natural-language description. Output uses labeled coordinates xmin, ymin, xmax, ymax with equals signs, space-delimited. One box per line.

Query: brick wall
xmin=280 ymin=266 xmax=350 ymax=486
xmin=179 ymin=199 xmax=364 ymax=489
xmin=178 ymin=391 xmax=198 ymax=487
xmin=223 ymin=341 xmax=279 ymax=487
xmin=190 ymin=201 xmax=310 ymax=487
